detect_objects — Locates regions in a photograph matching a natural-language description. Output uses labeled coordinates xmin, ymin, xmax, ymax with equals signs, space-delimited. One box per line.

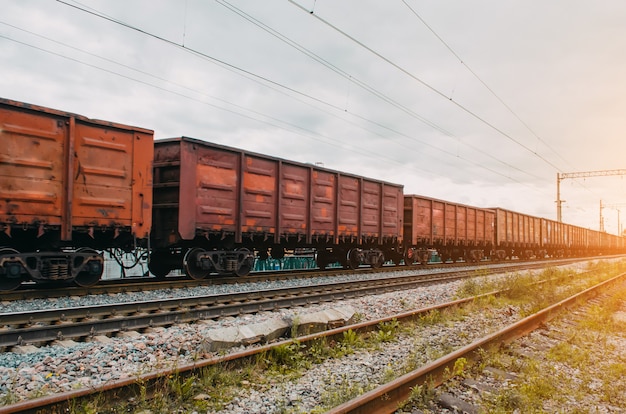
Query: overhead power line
xmin=50 ymin=0 xmax=547 ymax=185
xmin=215 ymin=0 xmax=546 ymax=182
xmin=556 ymin=169 xmax=626 ymax=222
xmin=288 ymin=0 xmax=563 ymax=173
xmin=400 ymin=0 xmax=572 ymax=172
xmin=3 ymin=20 xmax=483 ymax=183
xmin=216 ymin=0 xmax=452 ymax=137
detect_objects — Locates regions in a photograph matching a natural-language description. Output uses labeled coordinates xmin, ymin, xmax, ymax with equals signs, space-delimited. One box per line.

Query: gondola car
xmin=492 ymin=208 xmax=543 ymax=260
xmin=403 ymin=195 xmax=495 ymax=263
xmin=0 ymin=98 xmax=153 ymax=290
xmin=148 ymin=137 xmax=404 ymax=279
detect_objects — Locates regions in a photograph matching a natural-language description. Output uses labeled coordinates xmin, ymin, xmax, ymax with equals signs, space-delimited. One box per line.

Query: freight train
xmin=1 ymin=98 xmax=624 ymax=291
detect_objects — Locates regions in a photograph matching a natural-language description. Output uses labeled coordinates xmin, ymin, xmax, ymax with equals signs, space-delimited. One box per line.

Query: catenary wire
xmin=50 ymin=0 xmax=550 ymax=185
xmin=288 ymin=0 xmax=563 ymax=173
xmin=216 ymin=0 xmax=547 ymax=182
xmin=398 ymin=0 xmax=603 ymax=203
xmin=400 ymin=0 xmax=574 ymax=172
xmin=0 ymin=19 xmax=531 ymax=185
xmin=0 ymin=32 xmax=474 ymax=182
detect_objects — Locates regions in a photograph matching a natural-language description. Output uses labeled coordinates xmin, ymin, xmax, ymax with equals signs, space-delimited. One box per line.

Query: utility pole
xmin=599 ymin=201 xmax=626 ymax=234
xmin=556 ymin=169 xmax=626 ymax=223
xmin=600 ymin=200 xmax=604 ymax=232
xmin=556 ymin=172 xmax=564 ymax=222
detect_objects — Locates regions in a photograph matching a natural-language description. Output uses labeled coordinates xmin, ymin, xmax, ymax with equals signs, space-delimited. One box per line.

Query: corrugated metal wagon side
xmin=586 ymin=227 xmax=600 ymax=254
xmin=567 ymin=224 xmax=587 ymax=256
xmin=403 ymin=195 xmax=494 ymax=263
xmin=594 ymin=229 xmax=624 ymax=256
xmin=150 ymin=137 xmax=404 ymax=278
xmin=0 ymin=98 xmax=153 ymax=290
xmin=541 ymin=218 xmax=568 ymax=258
xmin=554 ymin=221 xmax=610 ymax=258
xmin=493 ymin=208 xmax=543 ymax=259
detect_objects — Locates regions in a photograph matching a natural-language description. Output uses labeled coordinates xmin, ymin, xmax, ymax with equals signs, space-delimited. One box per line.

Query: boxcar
xmin=565 ymin=223 xmax=587 ymax=256
xmin=0 ymin=98 xmax=153 ymax=290
xmin=149 ymin=137 xmax=404 ymax=278
xmin=403 ymin=195 xmax=495 ymax=263
xmin=541 ymin=218 xmax=569 ymax=257
xmin=540 ymin=219 xmax=596 ymax=258
xmin=594 ymin=229 xmax=624 ymax=256
xmin=492 ymin=208 xmax=543 ymax=259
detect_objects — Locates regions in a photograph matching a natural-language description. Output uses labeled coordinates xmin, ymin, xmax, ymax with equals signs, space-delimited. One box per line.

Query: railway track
xmin=0 ymin=259 xmax=622 ymax=413
xmin=328 ymin=274 xmax=626 ymax=413
xmin=1 ymin=256 xmax=609 ymax=302
xmin=425 ymin=288 xmax=626 ymax=413
xmin=0 ymin=261 xmax=542 ymax=349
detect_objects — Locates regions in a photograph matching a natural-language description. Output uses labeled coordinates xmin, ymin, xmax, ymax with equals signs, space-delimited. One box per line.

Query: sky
xmin=2 ymin=0 xmax=626 ymax=234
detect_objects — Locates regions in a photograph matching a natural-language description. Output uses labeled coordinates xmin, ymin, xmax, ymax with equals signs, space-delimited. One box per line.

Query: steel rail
xmin=0 ymin=257 xmax=588 ymax=329
xmin=0 ymin=289 xmax=495 ymax=414
xmin=0 ymin=266 xmax=489 ymax=348
xmin=1 ymin=256 xmax=605 ymax=301
xmin=0 ymin=267 xmax=617 ymax=413
xmin=0 ymin=267 xmax=336 ymax=301
xmin=0 ymin=259 xmax=598 ymax=350
xmin=0 ymin=259 xmax=575 ymax=348
xmin=325 ymin=272 xmax=626 ymax=414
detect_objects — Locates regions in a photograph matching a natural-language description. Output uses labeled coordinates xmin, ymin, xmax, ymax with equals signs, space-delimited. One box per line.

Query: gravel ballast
xmin=0 ymin=260 xmax=614 ymax=410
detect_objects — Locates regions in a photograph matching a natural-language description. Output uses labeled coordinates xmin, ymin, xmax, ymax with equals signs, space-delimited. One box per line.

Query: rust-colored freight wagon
xmin=493 ymin=208 xmax=543 ymax=259
xmin=595 ymin=229 xmax=623 ymax=255
xmin=585 ymin=227 xmax=601 ymax=254
xmin=541 ymin=218 xmax=595 ymax=258
xmin=541 ymin=218 xmax=567 ymax=257
xmin=609 ymin=232 xmax=626 ymax=253
xmin=543 ymin=220 xmax=617 ymax=258
xmin=0 ymin=98 xmax=153 ymax=290
xmin=150 ymin=137 xmax=404 ymax=278
xmin=566 ymin=224 xmax=588 ymax=256
xmin=403 ymin=195 xmax=495 ymax=263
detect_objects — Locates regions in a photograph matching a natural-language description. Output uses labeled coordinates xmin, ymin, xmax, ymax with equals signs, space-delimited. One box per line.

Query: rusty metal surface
xmin=0 ymin=102 xmax=66 ymax=229
xmin=494 ymin=208 xmax=542 ymax=248
xmin=502 ymin=209 xmax=618 ymax=254
xmin=404 ymin=194 xmax=495 ymax=247
xmin=0 ymin=98 xmax=153 ymax=242
xmin=311 ymin=168 xmax=336 ymax=240
xmin=153 ymin=137 xmax=404 ymax=245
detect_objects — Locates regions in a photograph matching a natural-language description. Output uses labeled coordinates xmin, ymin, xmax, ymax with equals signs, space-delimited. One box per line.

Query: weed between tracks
xmin=68 ymin=319 xmax=406 ymax=413
xmin=68 ymin=259 xmax=626 ymax=413
xmin=405 ymin=259 xmax=626 ymax=413
xmin=457 ymin=259 xmax=626 ymax=316
xmin=471 ymin=284 xmax=626 ymax=413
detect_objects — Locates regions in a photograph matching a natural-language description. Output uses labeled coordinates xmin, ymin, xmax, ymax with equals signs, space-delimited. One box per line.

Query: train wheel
xmin=183 ymin=248 xmax=210 ymax=280
xmin=389 ymin=249 xmax=402 ymax=266
xmin=347 ymin=249 xmax=360 ymax=270
xmin=371 ymin=252 xmax=384 ymax=269
xmin=0 ymin=248 xmax=23 ymax=291
xmin=74 ymin=248 xmax=103 ymax=288
xmin=148 ymin=258 xmax=171 ymax=280
xmin=271 ymin=247 xmax=285 ymax=260
xmin=404 ymin=248 xmax=414 ymax=265
xmin=234 ymin=248 xmax=254 ymax=277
